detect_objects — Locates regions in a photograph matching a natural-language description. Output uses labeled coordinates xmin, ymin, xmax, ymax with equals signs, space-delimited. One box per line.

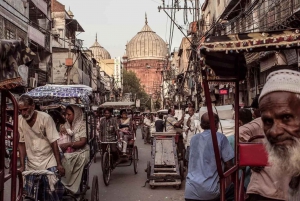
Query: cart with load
xmin=145 ymin=132 xmax=184 ymax=189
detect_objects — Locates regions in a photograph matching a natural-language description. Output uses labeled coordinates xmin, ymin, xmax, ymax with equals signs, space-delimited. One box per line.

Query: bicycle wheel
xmin=133 ymin=146 xmax=138 ymax=174
xmin=91 ymin=175 xmax=99 ymax=201
xmin=102 ymin=152 xmax=111 ymax=186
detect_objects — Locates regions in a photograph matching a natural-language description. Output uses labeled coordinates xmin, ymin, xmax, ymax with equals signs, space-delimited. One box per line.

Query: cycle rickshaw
xmin=98 ymin=102 xmax=139 ymax=186
xmin=23 ymin=84 xmax=100 ymax=201
xmin=198 ymin=29 xmax=300 ymax=200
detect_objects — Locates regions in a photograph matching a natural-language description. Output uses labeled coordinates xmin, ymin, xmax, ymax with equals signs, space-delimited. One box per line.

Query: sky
xmin=60 ymin=0 xmax=204 ymax=58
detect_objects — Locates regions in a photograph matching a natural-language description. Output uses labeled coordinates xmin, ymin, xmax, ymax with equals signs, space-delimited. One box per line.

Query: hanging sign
xmin=219 ymin=88 xmax=229 ymax=95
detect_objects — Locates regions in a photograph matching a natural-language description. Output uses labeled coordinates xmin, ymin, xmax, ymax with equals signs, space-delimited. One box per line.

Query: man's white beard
xmin=24 ymin=110 xmax=34 ymax=121
xmin=264 ymin=137 xmax=300 ymax=177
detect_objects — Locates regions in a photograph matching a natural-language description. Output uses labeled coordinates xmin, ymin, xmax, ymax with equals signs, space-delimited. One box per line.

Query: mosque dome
xmin=126 ymin=14 xmax=168 ymax=61
xmin=90 ymin=34 xmax=111 ymax=60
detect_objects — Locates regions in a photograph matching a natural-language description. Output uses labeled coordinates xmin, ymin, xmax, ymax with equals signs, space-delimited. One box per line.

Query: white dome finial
xmin=145 ymin=12 xmax=148 ymax=25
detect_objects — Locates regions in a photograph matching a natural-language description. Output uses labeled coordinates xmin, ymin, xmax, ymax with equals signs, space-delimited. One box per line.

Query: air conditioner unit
xmin=51 ymin=29 xmax=60 ymax=37
xmin=29 ymin=77 xmax=37 ymax=88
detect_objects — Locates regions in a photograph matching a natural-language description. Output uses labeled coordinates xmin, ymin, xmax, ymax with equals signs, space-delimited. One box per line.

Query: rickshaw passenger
xmin=58 ymin=105 xmax=90 ymax=194
xmin=118 ymin=110 xmax=133 ymax=155
xmin=18 ymin=95 xmax=65 ymax=201
xmin=99 ymin=108 xmax=119 ymax=161
xmin=185 ymin=112 xmax=234 ymax=201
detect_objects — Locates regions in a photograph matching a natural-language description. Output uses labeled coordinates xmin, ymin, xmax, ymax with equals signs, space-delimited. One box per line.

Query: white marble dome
xmin=126 ymin=16 xmax=168 ymax=61
xmin=90 ymin=34 xmax=111 ymax=60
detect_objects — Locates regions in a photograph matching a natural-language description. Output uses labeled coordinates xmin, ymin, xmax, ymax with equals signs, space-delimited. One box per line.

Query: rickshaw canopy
xmin=199 ymin=29 xmax=300 ymax=80
xmin=25 ymin=84 xmax=92 ymax=108
xmin=99 ymin=101 xmax=135 ymax=109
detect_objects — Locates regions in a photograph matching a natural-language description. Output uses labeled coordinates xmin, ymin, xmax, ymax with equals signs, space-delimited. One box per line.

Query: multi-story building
xmin=0 ymin=0 xmax=28 ymax=43
xmin=51 ymin=0 xmax=93 ymax=88
xmin=0 ymin=0 xmax=51 ymax=88
xmin=28 ymin=0 xmax=52 ymax=88
xmin=200 ymin=0 xmax=300 ymax=106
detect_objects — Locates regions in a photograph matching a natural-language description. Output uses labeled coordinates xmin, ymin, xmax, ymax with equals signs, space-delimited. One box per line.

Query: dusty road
xmin=4 ymin=128 xmax=185 ymax=201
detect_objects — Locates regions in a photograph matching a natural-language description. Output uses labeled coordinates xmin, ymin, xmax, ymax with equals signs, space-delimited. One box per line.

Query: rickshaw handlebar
xmin=100 ymin=141 xmax=118 ymax=144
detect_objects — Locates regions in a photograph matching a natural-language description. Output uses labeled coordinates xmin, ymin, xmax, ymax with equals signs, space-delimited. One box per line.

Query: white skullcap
xmin=258 ymin=69 xmax=300 ymax=103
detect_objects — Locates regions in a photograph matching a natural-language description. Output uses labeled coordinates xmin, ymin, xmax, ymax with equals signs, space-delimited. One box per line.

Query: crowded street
xmin=2 ymin=0 xmax=300 ymax=201
xmin=4 ymin=128 xmax=185 ymax=201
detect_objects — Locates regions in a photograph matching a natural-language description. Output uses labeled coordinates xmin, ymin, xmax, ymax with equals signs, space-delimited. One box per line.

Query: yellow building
xmin=89 ymin=34 xmax=114 ymax=76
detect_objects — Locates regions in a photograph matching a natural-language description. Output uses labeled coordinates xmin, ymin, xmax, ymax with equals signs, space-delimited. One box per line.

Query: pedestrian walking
xmin=155 ymin=114 xmax=164 ymax=132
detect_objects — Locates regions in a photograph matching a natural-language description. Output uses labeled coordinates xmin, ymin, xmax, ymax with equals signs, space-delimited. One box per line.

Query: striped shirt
xmin=99 ymin=117 xmax=118 ymax=142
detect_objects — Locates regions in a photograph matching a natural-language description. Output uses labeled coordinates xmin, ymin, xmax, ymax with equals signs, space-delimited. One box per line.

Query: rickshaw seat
xmin=239 ymin=143 xmax=269 ymax=167
xmin=128 ymin=139 xmax=135 ymax=146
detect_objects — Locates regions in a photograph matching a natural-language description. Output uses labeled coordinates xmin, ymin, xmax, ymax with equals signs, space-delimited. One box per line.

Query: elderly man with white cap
xmin=259 ymin=69 xmax=300 ymax=200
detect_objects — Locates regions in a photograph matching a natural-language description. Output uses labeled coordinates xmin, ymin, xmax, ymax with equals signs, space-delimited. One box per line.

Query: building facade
xmin=200 ymin=0 xmax=300 ymax=106
xmin=51 ymin=0 xmax=94 ymax=88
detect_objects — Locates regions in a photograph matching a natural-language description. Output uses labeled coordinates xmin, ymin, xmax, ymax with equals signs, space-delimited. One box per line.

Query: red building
xmin=123 ymin=15 xmax=168 ymax=97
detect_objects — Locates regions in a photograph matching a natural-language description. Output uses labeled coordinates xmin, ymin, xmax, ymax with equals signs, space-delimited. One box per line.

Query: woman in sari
xmin=118 ymin=110 xmax=133 ymax=155
xmin=58 ymin=105 xmax=89 ymax=194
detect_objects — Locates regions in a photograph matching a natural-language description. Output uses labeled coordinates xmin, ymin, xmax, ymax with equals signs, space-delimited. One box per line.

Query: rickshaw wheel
xmin=91 ymin=175 xmax=99 ymax=201
xmin=102 ymin=152 xmax=111 ymax=186
xmin=146 ymin=161 xmax=151 ymax=179
xmin=179 ymin=160 xmax=184 ymax=181
xmin=133 ymin=146 xmax=138 ymax=174
xmin=93 ymin=153 xmax=97 ymax=163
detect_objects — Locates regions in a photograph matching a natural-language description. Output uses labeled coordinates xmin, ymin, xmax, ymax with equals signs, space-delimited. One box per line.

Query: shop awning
xmin=199 ymin=29 xmax=300 ymax=80
xmin=0 ymin=40 xmax=36 ymax=90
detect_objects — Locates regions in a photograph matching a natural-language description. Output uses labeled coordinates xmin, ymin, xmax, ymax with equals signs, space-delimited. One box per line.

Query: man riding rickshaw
xmin=98 ymin=102 xmax=139 ymax=186
xmin=20 ymin=84 xmax=99 ymax=201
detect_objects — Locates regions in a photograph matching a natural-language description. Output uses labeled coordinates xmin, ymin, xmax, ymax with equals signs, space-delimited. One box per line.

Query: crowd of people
xmin=15 ymin=69 xmax=300 ymax=201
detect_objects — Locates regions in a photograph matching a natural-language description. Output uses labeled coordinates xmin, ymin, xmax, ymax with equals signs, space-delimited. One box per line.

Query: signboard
xmin=219 ymin=88 xmax=228 ymax=95
xmin=136 ymin=99 xmax=140 ymax=108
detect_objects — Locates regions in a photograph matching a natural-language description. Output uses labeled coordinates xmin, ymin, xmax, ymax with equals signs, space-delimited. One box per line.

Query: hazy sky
xmin=60 ymin=0 xmax=204 ymax=58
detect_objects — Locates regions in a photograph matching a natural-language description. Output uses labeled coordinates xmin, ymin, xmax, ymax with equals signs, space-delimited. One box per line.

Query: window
xmin=6 ymin=29 xmax=15 ymax=39
xmin=4 ymin=20 xmax=16 ymax=40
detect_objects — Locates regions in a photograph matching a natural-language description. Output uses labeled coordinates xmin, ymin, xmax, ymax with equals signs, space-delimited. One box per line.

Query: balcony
xmin=220 ymin=0 xmax=241 ymax=20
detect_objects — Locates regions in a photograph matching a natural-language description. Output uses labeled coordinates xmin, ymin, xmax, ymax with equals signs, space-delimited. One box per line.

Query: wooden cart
xmin=146 ymin=132 xmax=184 ymax=189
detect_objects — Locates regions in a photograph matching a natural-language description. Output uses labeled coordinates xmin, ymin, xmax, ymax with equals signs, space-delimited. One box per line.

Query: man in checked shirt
xmin=99 ymin=108 xmax=119 ymax=165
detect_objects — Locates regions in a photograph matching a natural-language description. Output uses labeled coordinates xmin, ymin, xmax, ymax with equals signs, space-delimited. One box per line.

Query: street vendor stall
xmin=0 ymin=40 xmax=36 ymax=201
xmin=198 ymin=29 xmax=300 ymax=201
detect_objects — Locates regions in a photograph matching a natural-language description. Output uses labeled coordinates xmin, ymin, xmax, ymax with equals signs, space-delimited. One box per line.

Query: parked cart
xmin=146 ymin=132 xmax=184 ymax=189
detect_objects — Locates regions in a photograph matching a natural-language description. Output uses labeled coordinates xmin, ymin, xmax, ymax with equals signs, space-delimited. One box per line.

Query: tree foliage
xmin=122 ymin=70 xmax=150 ymax=110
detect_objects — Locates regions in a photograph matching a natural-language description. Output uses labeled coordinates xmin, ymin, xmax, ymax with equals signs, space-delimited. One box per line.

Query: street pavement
xmin=4 ymin=127 xmax=185 ymax=201
xmin=92 ymin=127 xmax=185 ymax=201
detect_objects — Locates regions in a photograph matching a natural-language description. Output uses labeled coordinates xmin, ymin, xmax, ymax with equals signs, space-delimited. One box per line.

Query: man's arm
xmin=174 ymin=118 xmax=184 ymax=127
xmin=18 ymin=142 xmax=26 ymax=172
xmin=224 ymin=159 xmax=234 ymax=172
xmin=50 ymin=141 xmax=65 ymax=176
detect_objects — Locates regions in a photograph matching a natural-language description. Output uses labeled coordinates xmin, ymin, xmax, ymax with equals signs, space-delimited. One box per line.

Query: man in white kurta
xmin=18 ymin=95 xmax=65 ymax=200
xmin=19 ymin=111 xmax=61 ymax=171
xmin=183 ymin=107 xmax=197 ymax=162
